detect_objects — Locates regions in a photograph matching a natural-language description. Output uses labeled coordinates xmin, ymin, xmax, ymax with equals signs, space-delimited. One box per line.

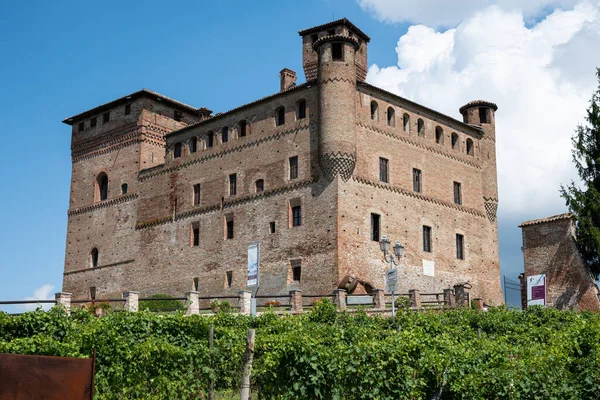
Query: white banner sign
xmin=527 ymin=274 xmax=546 ymax=307
xmin=247 ymin=241 xmax=260 ymax=287
xmin=386 ymin=269 xmax=398 ymax=292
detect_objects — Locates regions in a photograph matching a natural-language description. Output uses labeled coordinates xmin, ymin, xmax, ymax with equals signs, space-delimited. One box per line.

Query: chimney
xmin=280 ymin=68 xmax=297 ymax=92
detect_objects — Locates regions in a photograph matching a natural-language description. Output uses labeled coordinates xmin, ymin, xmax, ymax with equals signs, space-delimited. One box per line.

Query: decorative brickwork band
xmin=484 ymin=199 xmax=498 ymax=222
xmin=320 ymin=152 xmax=356 ymax=182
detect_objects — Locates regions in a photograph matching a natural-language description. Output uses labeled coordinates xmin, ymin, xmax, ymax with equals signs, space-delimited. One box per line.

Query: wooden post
xmin=240 ymin=329 xmax=256 ymax=400
xmin=209 ymin=324 xmax=214 ymax=400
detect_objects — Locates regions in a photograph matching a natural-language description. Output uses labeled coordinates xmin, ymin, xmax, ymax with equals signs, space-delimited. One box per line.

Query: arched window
xmin=296 ymin=100 xmax=306 ymax=120
xmin=370 ymin=101 xmax=379 ymax=121
xmin=205 ymin=132 xmax=214 ymax=149
xmin=435 ymin=126 xmax=444 ymax=144
xmin=174 ymin=142 xmax=182 ymax=159
xmin=121 ymin=183 xmax=128 ymax=195
xmin=403 ymin=113 xmax=410 ymax=133
xmin=466 ymin=139 xmax=474 ymax=156
xmin=417 ymin=119 xmax=425 ymax=137
xmin=255 ymin=179 xmax=264 ymax=192
xmin=451 ymin=133 xmax=459 ymax=150
xmin=276 ymin=107 xmax=285 ymax=126
xmin=222 ymin=127 xmax=229 ymax=143
xmin=387 ymin=107 xmax=395 ymax=127
xmin=189 ymin=137 xmax=198 ymax=153
xmin=90 ymin=248 xmax=99 ymax=268
xmin=96 ymin=172 xmax=108 ymax=202
xmin=238 ymin=120 xmax=248 ymax=137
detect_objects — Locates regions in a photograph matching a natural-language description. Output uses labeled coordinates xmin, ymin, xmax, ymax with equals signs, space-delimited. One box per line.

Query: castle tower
xmin=459 ymin=100 xmax=499 ymax=222
xmin=299 ymin=19 xmax=370 ymax=181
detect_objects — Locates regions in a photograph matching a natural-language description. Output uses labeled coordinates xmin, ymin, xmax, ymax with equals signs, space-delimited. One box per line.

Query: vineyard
xmin=1 ymin=300 xmax=600 ymax=399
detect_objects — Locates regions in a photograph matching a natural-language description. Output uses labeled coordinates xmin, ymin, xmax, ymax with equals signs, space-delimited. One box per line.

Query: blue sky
xmin=2 ymin=0 xmax=588 ymax=310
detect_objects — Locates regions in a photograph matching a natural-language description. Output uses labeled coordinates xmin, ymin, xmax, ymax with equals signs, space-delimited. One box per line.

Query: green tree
xmin=561 ymin=68 xmax=600 ymax=277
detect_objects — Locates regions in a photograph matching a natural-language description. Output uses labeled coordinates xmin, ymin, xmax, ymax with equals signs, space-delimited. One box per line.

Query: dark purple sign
xmin=531 ymin=285 xmax=545 ymax=301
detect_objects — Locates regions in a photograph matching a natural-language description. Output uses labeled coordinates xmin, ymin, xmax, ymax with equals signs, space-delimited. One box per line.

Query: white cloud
xmin=21 ymin=284 xmax=55 ymax=311
xmin=366 ymin=1 xmax=600 ymax=216
xmin=357 ymin=0 xmax=580 ymax=27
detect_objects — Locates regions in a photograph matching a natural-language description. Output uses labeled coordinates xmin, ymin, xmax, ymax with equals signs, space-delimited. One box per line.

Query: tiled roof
xmin=298 ymin=18 xmax=371 ymax=42
xmin=459 ymin=100 xmax=498 ymax=114
xmin=63 ymin=89 xmax=210 ymax=125
xmin=519 ymin=213 xmax=574 ymax=227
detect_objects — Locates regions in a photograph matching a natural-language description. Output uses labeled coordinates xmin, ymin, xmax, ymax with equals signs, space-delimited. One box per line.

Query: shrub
xmin=138 ymin=294 xmax=185 ymax=312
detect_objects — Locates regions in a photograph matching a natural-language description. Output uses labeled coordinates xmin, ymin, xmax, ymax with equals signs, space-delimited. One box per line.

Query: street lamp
xmin=379 ymin=236 xmax=404 ymax=317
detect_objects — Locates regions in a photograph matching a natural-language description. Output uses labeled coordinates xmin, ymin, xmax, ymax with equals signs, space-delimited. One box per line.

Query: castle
xmin=62 ymin=19 xmax=504 ymax=304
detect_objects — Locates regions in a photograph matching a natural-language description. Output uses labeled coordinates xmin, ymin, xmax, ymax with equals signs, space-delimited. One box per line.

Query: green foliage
xmin=139 ymin=294 xmax=185 ymax=312
xmin=2 ymin=307 xmax=600 ymax=399
xmin=561 ymin=68 xmax=600 ymax=276
xmin=395 ymin=295 xmax=412 ymax=310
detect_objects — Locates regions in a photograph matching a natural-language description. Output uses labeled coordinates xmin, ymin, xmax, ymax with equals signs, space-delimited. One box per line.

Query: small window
xmin=90 ymin=117 xmax=97 ymax=127
xmin=379 ymin=158 xmax=389 ymax=183
xmin=239 ymin=120 xmax=247 ymax=137
xmin=466 ymin=139 xmax=474 ymax=156
xmin=103 ymin=112 xmax=110 ymax=123
xmin=78 ymin=122 xmax=84 ymax=132
xmin=193 ymin=277 xmax=199 ymax=291
xmin=174 ymin=142 xmax=182 ymax=159
xmin=413 ymin=168 xmax=422 ymax=193
xmin=222 ymin=127 xmax=228 ymax=143
xmin=370 ymin=101 xmax=379 ymax=121
xmin=121 ymin=183 xmax=128 ymax=195
xmin=456 ymin=234 xmax=464 ymax=260
xmin=90 ymin=248 xmax=99 ymax=268
xmin=97 ymin=172 xmax=108 ymax=201
xmin=387 ymin=107 xmax=395 ymax=127
xmin=435 ymin=126 xmax=444 ymax=144
xmin=89 ymin=287 xmax=96 ymax=301
xmin=297 ymin=100 xmax=307 ymax=120
xmin=417 ymin=119 xmax=424 ymax=137
xmin=276 ymin=107 xmax=285 ymax=126
xmin=191 ymin=222 xmax=200 ymax=247
xmin=206 ymin=132 xmax=214 ymax=149
xmin=225 ymin=215 xmax=234 ymax=239
xmin=451 ymin=133 xmax=459 ymax=150
xmin=174 ymin=110 xmax=183 ymax=122
xmin=229 ymin=174 xmax=237 ymax=196
xmin=403 ymin=113 xmax=410 ymax=133
xmin=226 ymin=271 xmax=233 ymax=288
xmin=292 ymin=205 xmax=302 ymax=227
xmin=292 ymin=260 xmax=302 ymax=282
xmin=371 ymin=213 xmax=381 ymax=242
xmin=289 ymin=156 xmax=298 ymax=180
xmin=255 ymin=179 xmax=264 ymax=192
xmin=269 ymin=221 xmax=276 ymax=234
xmin=332 ymin=43 xmax=343 ymax=61
xmin=479 ymin=107 xmax=488 ymax=124
xmin=193 ymin=184 xmax=201 ymax=205
xmin=453 ymin=182 xmax=462 ymax=205
xmin=125 ymin=104 xmax=131 ymax=115
xmin=423 ymin=226 xmax=432 ymax=253
xmin=190 ymin=137 xmax=198 ymax=153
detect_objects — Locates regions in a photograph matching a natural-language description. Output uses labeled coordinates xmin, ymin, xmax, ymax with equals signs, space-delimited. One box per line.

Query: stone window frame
xmin=370 ymin=101 xmax=379 ymax=121
xmin=370 ymin=213 xmax=381 ymax=242
xmin=221 ymin=126 xmax=229 ymax=144
xmin=193 ymin=183 xmax=201 ymax=206
xmin=296 ymin=99 xmax=307 ymax=120
xmin=189 ymin=136 xmax=198 ymax=154
xmin=417 ymin=118 xmax=425 ymax=137
xmin=275 ymin=106 xmax=285 ymax=126
xmin=173 ymin=142 xmax=183 ymax=159
xmin=379 ymin=157 xmax=389 ymax=183
xmin=191 ymin=222 xmax=200 ymax=247
xmin=288 ymin=198 xmax=302 ymax=228
xmin=90 ymin=247 xmax=99 ymax=268
xmin=456 ymin=233 xmax=465 ymax=260
xmin=403 ymin=113 xmax=410 ymax=133
xmin=466 ymin=138 xmax=474 ymax=156
xmin=95 ymin=172 xmax=109 ymax=202
xmin=435 ymin=126 xmax=444 ymax=145
xmin=237 ymin=120 xmax=249 ymax=138
xmin=224 ymin=213 xmax=234 ymax=240
xmin=451 ymin=132 xmax=459 ymax=151
xmin=387 ymin=107 xmax=395 ymax=127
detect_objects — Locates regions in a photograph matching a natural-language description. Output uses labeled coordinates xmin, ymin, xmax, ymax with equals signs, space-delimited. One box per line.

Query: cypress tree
xmin=561 ymin=68 xmax=600 ymax=277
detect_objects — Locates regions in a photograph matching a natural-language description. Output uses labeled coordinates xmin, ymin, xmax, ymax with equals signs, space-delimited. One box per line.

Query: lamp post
xmin=379 ymin=236 xmax=405 ymax=317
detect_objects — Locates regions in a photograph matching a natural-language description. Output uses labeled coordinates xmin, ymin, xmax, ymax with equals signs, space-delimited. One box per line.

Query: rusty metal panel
xmin=0 ymin=352 xmax=95 ymax=400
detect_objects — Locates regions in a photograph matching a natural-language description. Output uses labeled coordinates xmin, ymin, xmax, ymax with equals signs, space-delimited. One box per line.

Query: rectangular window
xmin=193 ymin=184 xmax=201 ymax=205
xmin=90 ymin=117 xmax=97 ymax=127
xmin=191 ymin=223 xmax=200 ymax=247
xmin=125 ymin=104 xmax=131 ymax=115
xmin=423 ymin=225 xmax=432 ymax=253
xmin=239 ymin=121 xmax=247 ymax=137
xmin=413 ymin=168 xmax=422 ymax=193
xmin=289 ymin=156 xmax=298 ymax=180
xmin=174 ymin=110 xmax=183 ymax=122
xmin=78 ymin=122 xmax=84 ymax=132
xmin=229 ymin=174 xmax=237 ymax=196
xmin=225 ymin=214 xmax=234 ymax=239
xmin=371 ymin=213 xmax=380 ymax=242
xmin=255 ymin=179 xmax=264 ymax=192
xmin=379 ymin=158 xmax=389 ymax=183
xmin=226 ymin=271 xmax=233 ymax=288
xmin=292 ymin=260 xmax=302 ymax=282
xmin=479 ymin=107 xmax=487 ymax=124
xmin=206 ymin=132 xmax=214 ymax=148
xmin=269 ymin=221 xmax=276 ymax=234
xmin=222 ymin=127 xmax=228 ymax=143
xmin=292 ymin=205 xmax=302 ymax=227
xmin=456 ymin=234 xmax=464 ymax=260
xmin=103 ymin=112 xmax=110 ymax=123
xmin=89 ymin=286 xmax=96 ymax=300
xmin=453 ymin=182 xmax=462 ymax=205
xmin=332 ymin=43 xmax=344 ymax=61
xmin=193 ymin=277 xmax=199 ymax=291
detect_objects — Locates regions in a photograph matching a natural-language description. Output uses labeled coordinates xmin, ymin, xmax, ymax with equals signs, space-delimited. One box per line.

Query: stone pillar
xmin=454 ymin=284 xmax=468 ymax=307
xmin=333 ymin=289 xmax=346 ymax=312
xmin=289 ymin=290 xmax=303 ymax=314
xmin=238 ymin=290 xmax=252 ymax=315
xmin=409 ymin=289 xmax=421 ymax=309
xmin=372 ymin=289 xmax=385 ymax=310
xmin=123 ymin=291 xmax=139 ymax=312
xmin=54 ymin=292 xmax=72 ymax=314
xmin=518 ymin=273 xmax=527 ymax=309
xmin=185 ymin=291 xmax=200 ymax=316
xmin=443 ymin=289 xmax=455 ymax=308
